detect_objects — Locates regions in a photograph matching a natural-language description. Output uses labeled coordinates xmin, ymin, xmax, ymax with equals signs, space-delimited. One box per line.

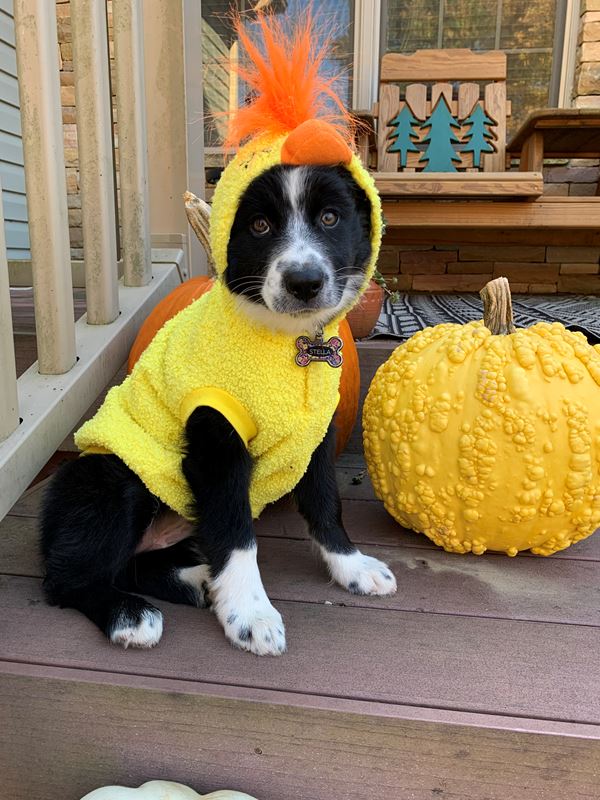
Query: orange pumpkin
xmin=334 ymin=317 xmax=359 ymax=456
xmin=127 ymin=276 xmax=213 ymax=373
xmin=128 ymin=277 xmax=360 ymax=456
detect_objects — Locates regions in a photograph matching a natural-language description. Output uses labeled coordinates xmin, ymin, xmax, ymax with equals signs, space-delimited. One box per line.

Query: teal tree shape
xmin=419 ymin=95 xmax=462 ymax=172
xmin=461 ymin=103 xmax=496 ymax=168
xmin=387 ymin=104 xmax=419 ymax=167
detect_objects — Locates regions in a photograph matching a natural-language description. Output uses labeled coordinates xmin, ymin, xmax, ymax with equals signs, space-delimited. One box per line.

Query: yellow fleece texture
xmin=75 ymin=133 xmax=382 ymax=520
xmin=76 ymin=282 xmax=341 ymax=519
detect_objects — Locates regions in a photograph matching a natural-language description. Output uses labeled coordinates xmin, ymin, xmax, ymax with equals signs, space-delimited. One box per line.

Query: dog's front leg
xmin=183 ymin=407 xmax=285 ymax=655
xmin=294 ymin=422 xmax=397 ymax=596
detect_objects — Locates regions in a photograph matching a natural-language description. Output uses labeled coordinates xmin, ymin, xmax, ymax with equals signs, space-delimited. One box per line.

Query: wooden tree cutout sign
xmin=461 ymin=102 xmax=497 ymax=168
xmin=385 ymin=93 xmax=500 ymax=172
xmin=387 ymin=103 xmax=419 ymax=167
xmin=419 ymin=95 xmax=461 ymax=172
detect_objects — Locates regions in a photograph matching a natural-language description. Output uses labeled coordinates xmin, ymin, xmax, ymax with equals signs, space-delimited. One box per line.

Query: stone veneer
xmin=56 ymin=0 xmax=600 ymax=293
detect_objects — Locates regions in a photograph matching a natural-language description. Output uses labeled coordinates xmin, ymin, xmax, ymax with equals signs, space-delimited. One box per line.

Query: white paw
xmin=110 ymin=607 xmax=163 ymax=649
xmin=177 ymin=564 xmax=211 ymax=606
xmin=322 ymin=549 xmax=397 ymax=596
xmin=220 ymin=600 xmax=286 ymax=656
xmin=211 ymin=547 xmax=286 ymax=656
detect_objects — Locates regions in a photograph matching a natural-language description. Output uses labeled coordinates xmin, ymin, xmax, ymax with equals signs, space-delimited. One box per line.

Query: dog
xmin=40 ymin=163 xmax=398 ymax=656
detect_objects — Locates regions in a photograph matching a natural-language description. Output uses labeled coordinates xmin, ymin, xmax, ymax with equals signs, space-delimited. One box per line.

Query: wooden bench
xmin=507 ymin=108 xmax=600 ymax=180
xmin=358 ymin=50 xmax=600 ymax=230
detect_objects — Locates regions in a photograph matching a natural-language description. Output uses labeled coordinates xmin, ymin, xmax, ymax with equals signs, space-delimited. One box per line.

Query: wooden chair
xmin=357 ymin=49 xmax=542 ymax=199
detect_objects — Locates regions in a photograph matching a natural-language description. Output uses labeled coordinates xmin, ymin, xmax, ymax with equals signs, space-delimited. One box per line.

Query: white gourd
xmin=80 ymin=780 xmax=258 ymax=800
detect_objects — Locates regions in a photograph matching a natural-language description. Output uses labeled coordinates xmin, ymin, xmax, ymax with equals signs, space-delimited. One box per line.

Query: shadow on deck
xmin=1 ymin=453 xmax=600 ymax=799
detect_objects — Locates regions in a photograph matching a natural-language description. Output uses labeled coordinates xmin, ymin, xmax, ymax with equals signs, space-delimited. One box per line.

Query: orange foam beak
xmin=281 ymin=119 xmax=353 ymax=166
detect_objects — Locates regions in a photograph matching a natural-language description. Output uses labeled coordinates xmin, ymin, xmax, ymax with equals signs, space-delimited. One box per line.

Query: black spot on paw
xmin=227 ymin=613 xmax=238 ymax=625
xmin=238 ymin=625 xmax=252 ymax=642
xmin=381 ymin=570 xmax=393 ymax=581
xmin=348 ymin=580 xmax=360 ymax=593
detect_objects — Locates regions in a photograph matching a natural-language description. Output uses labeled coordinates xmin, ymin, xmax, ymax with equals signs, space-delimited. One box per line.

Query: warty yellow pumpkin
xmin=363 ymin=277 xmax=600 ymax=556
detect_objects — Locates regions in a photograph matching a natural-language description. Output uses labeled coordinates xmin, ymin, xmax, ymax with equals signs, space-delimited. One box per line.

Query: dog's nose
xmin=283 ymin=265 xmax=325 ymax=302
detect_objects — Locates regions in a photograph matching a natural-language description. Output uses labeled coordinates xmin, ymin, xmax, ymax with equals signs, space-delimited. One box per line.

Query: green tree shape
xmin=387 ymin=104 xmax=419 ymax=168
xmin=419 ymin=95 xmax=462 ymax=172
xmin=461 ymin=104 xmax=496 ymax=168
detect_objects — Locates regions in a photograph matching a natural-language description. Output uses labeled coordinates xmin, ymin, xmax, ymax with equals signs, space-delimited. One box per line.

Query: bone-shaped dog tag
xmin=295 ymin=333 xmax=343 ymax=368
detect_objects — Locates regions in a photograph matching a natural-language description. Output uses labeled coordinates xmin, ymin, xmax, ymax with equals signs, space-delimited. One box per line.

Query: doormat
xmin=371 ymin=293 xmax=600 ymax=344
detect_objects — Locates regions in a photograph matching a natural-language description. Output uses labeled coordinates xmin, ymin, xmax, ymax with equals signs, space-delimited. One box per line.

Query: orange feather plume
xmin=224 ymin=11 xmax=354 ymax=150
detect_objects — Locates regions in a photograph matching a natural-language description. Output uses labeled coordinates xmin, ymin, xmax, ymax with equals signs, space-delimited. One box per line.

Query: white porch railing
xmin=0 ymin=0 xmax=188 ymax=519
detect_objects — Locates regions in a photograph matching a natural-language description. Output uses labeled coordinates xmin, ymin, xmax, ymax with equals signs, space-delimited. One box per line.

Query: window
xmin=201 ymin=0 xmax=355 ymax=159
xmin=381 ymin=0 xmax=567 ymax=131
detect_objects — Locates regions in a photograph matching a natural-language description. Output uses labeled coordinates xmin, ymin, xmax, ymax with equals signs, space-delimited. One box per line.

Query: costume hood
xmin=209 ymin=13 xmax=383 ymax=321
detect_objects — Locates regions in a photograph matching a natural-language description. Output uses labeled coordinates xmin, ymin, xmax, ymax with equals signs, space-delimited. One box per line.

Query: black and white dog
xmin=41 ymin=164 xmax=397 ymax=656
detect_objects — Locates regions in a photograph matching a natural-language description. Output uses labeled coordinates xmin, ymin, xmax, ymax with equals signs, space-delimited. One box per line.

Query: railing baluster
xmin=0 ymin=185 xmax=18 ymax=441
xmin=14 ymin=0 xmax=76 ymax=375
xmin=71 ymin=0 xmax=119 ymax=324
xmin=113 ymin=0 xmax=152 ymax=287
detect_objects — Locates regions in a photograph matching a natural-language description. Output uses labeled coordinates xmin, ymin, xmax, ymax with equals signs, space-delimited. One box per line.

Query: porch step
xmin=1 ymin=460 xmax=600 ymax=799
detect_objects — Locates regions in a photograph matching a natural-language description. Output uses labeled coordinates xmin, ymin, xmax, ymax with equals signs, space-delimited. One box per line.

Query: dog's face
xmin=225 ymin=164 xmax=372 ymax=334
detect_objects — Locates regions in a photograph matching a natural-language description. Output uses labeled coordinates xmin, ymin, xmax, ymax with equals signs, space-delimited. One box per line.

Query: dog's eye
xmin=250 ymin=217 xmax=270 ymax=236
xmin=320 ymin=210 xmax=339 ymax=228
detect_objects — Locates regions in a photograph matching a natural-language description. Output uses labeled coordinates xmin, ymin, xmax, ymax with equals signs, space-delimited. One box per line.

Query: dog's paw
xmin=177 ymin=564 xmax=212 ymax=607
xmin=219 ymin=599 xmax=286 ymax=656
xmin=109 ymin=605 xmax=163 ymax=649
xmin=323 ymin=549 xmax=397 ymax=596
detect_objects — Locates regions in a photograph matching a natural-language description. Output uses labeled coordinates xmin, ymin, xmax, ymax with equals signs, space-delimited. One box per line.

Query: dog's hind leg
xmin=41 ymin=453 xmax=165 ymax=648
xmin=294 ymin=422 xmax=398 ymax=597
xmin=117 ymin=538 xmax=211 ymax=609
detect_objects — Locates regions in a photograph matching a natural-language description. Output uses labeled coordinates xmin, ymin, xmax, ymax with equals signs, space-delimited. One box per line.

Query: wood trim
xmin=381 ymin=50 xmax=507 ymax=82
xmin=352 ymin=0 xmax=382 ymax=110
xmin=374 ymin=172 xmax=543 ymax=197
xmin=558 ymin=0 xmax=581 ymax=108
xmin=381 ymin=198 xmax=600 ymax=229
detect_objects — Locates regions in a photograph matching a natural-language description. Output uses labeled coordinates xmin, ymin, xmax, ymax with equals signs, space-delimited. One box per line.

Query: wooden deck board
xmin=3 ymin=573 xmax=600 ymax=724
xmin=4 ymin=515 xmax=600 ymax=627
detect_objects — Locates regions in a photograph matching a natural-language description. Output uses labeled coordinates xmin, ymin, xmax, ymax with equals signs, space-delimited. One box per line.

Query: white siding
xmin=0 ymin=0 xmax=30 ymax=259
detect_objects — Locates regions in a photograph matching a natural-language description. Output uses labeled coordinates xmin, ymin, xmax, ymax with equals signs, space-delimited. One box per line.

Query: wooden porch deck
xmin=1 ymin=451 xmax=600 ymax=799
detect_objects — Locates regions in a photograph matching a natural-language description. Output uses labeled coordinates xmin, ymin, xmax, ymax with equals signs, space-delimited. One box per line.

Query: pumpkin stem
xmin=480 ymin=276 xmax=516 ymax=335
xmin=183 ymin=191 xmax=216 ymax=276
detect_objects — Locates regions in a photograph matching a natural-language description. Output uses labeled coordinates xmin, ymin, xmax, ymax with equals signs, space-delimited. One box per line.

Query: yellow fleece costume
xmin=75 ymin=16 xmax=382 ymax=520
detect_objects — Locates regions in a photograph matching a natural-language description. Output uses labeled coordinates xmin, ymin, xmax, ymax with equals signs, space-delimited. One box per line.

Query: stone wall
xmin=379 ymin=230 xmax=600 ymax=295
